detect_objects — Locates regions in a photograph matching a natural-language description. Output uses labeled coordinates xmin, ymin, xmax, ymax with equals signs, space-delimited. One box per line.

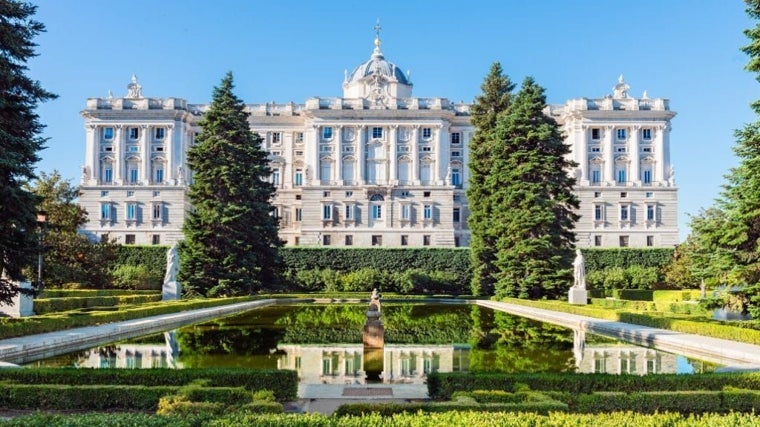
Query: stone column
xmin=578 ymin=124 xmax=588 ymax=182
xmin=335 ymin=126 xmax=343 ymax=185
xmin=358 ymin=125 xmax=366 ymax=185
xmin=85 ymin=125 xmax=98 ymax=185
xmin=630 ymin=125 xmax=640 ymax=185
xmin=165 ymin=124 xmax=175 ymax=185
xmin=411 ymin=125 xmax=420 ymax=185
xmin=462 ymin=131 xmax=471 ymax=188
xmin=389 ymin=125 xmax=398 ymax=185
xmin=655 ymin=124 xmax=666 ymax=183
xmin=140 ymin=125 xmax=150 ymax=184
xmin=115 ymin=125 xmax=124 ymax=184
xmin=436 ymin=123 xmax=449 ymax=185
xmin=603 ymin=126 xmax=614 ymax=185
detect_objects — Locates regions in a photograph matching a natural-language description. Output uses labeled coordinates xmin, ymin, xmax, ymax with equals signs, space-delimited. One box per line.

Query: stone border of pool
xmin=1 ymin=297 xmax=759 ymax=369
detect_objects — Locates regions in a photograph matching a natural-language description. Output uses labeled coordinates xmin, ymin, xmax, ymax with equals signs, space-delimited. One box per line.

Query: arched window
xmin=100 ymin=157 xmax=114 ymax=184
xmin=125 ymin=155 xmax=140 ymax=184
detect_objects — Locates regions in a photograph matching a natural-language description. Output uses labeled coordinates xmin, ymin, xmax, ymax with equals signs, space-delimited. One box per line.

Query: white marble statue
xmin=162 ymin=243 xmax=181 ymax=300
xmin=573 ymin=248 xmax=586 ymax=290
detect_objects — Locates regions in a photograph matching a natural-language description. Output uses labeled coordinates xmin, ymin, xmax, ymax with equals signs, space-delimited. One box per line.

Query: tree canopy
xmin=0 ymin=1 xmax=56 ymax=303
xmin=179 ymin=72 xmax=283 ymax=297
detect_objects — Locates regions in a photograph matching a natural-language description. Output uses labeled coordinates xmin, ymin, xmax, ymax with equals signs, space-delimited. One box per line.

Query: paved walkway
xmin=477 ymin=300 xmax=760 ymax=368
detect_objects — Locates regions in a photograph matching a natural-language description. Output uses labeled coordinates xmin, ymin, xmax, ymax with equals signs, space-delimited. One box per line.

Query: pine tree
xmin=488 ymin=77 xmax=579 ymax=299
xmin=179 ymin=72 xmax=283 ymax=297
xmin=466 ymin=62 xmax=514 ymax=296
xmin=0 ymin=1 xmax=56 ymax=304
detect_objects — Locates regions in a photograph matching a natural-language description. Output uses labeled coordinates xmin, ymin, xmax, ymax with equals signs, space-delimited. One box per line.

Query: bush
xmin=333 ymin=400 xmax=568 ymax=417
xmin=627 ymin=265 xmax=660 ymax=289
xmin=602 ymin=267 xmax=627 ymax=290
xmin=653 ymin=290 xmax=697 ymax=302
xmin=0 ymin=384 xmax=173 ymax=410
xmin=612 ymin=289 xmax=654 ymax=301
xmin=112 ymin=264 xmax=163 ymax=290
xmin=34 ymin=294 xmax=162 ymax=314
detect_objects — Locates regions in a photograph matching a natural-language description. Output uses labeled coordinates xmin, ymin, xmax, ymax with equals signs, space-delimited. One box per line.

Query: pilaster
xmin=630 ymin=125 xmax=640 ymax=185
xmin=603 ymin=126 xmax=614 ymax=185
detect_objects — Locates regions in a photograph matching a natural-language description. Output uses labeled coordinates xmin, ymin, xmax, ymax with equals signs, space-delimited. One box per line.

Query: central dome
xmin=342 ymin=28 xmax=413 ymax=101
xmin=346 ymin=42 xmax=410 ymax=86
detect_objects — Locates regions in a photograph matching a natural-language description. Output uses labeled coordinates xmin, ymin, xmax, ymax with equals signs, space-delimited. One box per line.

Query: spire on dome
xmin=612 ymin=74 xmax=630 ymax=99
xmin=372 ymin=19 xmax=383 ymax=57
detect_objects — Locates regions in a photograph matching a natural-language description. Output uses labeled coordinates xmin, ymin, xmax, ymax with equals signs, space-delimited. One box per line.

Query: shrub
xmin=627 ymin=265 xmax=660 ymax=289
xmin=602 ymin=267 xmax=627 ymax=290
xmin=111 ymin=264 xmax=163 ymax=290
xmin=34 ymin=294 xmax=162 ymax=314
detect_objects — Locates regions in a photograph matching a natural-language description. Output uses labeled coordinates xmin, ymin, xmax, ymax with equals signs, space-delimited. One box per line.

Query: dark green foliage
xmin=40 ymin=289 xmax=158 ymax=297
xmin=0 ymin=413 xmax=209 ymax=427
xmin=0 ymin=367 xmax=297 ymax=400
xmin=570 ymin=390 xmax=760 ymax=414
xmin=0 ymin=384 xmax=174 ymax=410
xmin=487 ymin=78 xmax=579 ymax=299
xmin=0 ymin=1 xmax=56 ymax=303
xmin=582 ymin=248 xmax=674 ymax=271
xmin=467 ymin=62 xmax=515 ymax=296
xmin=180 ymin=73 xmax=282 ymax=297
xmin=333 ymin=400 xmax=568 ymax=416
xmin=111 ymin=264 xmax=163 ymax=290
xmin=426 ymin=371 xmax=760 ymax=400
xmin=114 ymin=244 xmax=169 ymax=277
xmin=33 ymin=293 xmax=162 ymax=314
xmin=612 ymin=289 xmax=654 ymax=301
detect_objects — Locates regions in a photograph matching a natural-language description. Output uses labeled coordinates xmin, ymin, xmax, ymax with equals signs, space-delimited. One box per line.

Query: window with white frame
xmin=100 ymin=203 xmax=111 ymax=220
xmin=620 ymin=204 xmax=629 ymax=221
xmin=104 ymin=127 xmax=114 ymax=140
xmin=126 ymin=202 xmax=137 ymax=221
xmin=450 ymin=132 xmax=461 ymax=144
xmin=646 ymin=235 xmax=654 ymax=246
xmin=422 ymin=127 xmax=432 ymax=139
xmin=594 ymin=235 xmax=602 ymax=246
xmin=103 ymin=165 xmax=113 ymax=183
xmin=616 ymin=128 xmax=626 ymax=140
xmin=401 ymin=204 xmax=411 ymax=220
xmin=619 ymin=235 xmax=629 ymax=247
xmin=294 ymin=169 xmax=303 ymax=186
xmin=372 ymin=127 xmax=383 ymax=139
xmin=451 ymin=168 xmax=461 ymax=187
xmin=642 ymin=128 xmax=652 ymax=140
xmin=372 ymin=204 xmax=382 ymax=220
xmin=594 ymin=204 xmax=604 ymax=221
xmin=295 ymin=208 xmax=302 ymax=222
xmin=271 ymin=168 xmax=280 ymax=186
xmin=591 ymin=128 xmax=601 ymax=140
xmin=423 ymin=204 xmax=432 ymax=220
xmin=616 ymin=168 xmax=626 ymax=184
xmin=296 ymin=132 xmax=304 ymax=143
xmin=642 ymin=169 xmax=652 ymax=184
xmin=152 ymin=203 xmax=162 ymax=220
xmin=129 ymin=127 xmax=139 ymax=140
xmin=155 ymin=127 xmax=165 ymax=140
xmin=272 ymin=132 xmax=281 ymax=144
xmin=345 ymin=204 xmax=354 ymax=220
xmin=322 ymin=204 xmax=332 ymax=220
xmin=322 ymin=127 xmax=333 ymax=140
xmin=154 ymin=167 xmax=164 ymax=184
xmin=320 ymin=159 xmax=332 ymax=182
xmin=591 ymin=169 xmax=601 ymax=184
xmin=129 ymin=167 xmax=139 ymax=184
xmin=646 ymin=204 xmax=656 ymax=221
xmin=453 ymin=207 xmax=461 ymax=223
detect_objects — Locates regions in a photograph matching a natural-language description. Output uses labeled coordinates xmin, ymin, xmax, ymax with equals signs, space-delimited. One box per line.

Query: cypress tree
xmin=179 ymin=72 xmax=282 ymax=297
xmin=467 ymin=62 xmax=514 ymax=296
xmin=0 ymin=1 xmax=56 ymax=304
xmin=488 ymin=77 xmax=579 ymax=299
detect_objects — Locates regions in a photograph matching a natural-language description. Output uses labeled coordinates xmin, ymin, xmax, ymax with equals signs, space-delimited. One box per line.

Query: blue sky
xmin=29 ymin=1 xmax=756 ymax=242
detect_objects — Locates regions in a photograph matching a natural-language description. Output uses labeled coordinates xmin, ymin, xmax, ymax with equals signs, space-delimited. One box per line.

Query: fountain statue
xmin=568 ymin=249 xmax=588 ymax=305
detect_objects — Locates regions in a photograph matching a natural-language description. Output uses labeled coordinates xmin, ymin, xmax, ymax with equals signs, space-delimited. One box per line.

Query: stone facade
xmin=78 ymin=34 xmax=677 ymax=248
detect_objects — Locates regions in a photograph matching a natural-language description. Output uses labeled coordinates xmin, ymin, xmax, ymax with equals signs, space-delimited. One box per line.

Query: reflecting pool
xmin=26 ymin=303 xmax=719 ymax=382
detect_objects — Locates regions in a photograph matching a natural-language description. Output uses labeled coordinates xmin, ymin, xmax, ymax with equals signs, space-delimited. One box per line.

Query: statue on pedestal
xmin=162 ymin=243 xmax=181 ymax=300
xmin=569 ymin=249 xmax=588 ymax=305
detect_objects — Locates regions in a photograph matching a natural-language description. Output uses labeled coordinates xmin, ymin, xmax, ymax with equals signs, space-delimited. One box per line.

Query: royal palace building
xmin=78 ymin=33 xmax=678 ymax=248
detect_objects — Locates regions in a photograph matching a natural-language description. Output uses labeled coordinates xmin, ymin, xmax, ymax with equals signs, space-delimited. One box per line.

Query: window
xmin=153 ymin=191 xmax=160 ymax=197
xmin=129 ymin=127 xmax=139 ymax=140
xmin=619 ymin=236 xmax=629 ymax=247
xmin=454 ymin=236 xmax=460 ymax=247
xmin=272 ymin=132 xmax=281 ymax=144
xmin=590 ymin=147 xmax=601 ymax=152
xmin=397 ymin=204 xmax=409 ymax=221
xmin=646 ymin=235 xmax=655 ymax=247
xmin=322 ymin=127 xmax=333 ymax=140
xmin=616 ymin=147 xmax=626 ymax=153
xmin=594 ymin=235 xmax=602 ymax=246
xmin=152 ymin=234 xmax=161 ymax=245
xmin=423 ymin=204 xmax=432 ymax=220
xmin=423 ymin=235 xmax=431 ymax=246
xmin=271 ymin=168 xmax=280 ymax=186
xmin=401 ymin=235 xmax=409 ymax=246
xmin=104 ymin=127 xmax=114 ymax=140
xmin=372 ymin=204 xmax=382 ymax=220
xmin=127 ymin=190 xmax=135 ymax=197
xmin=100 ymin=203 xmax=111 ymax=220
xmin=128 ymin=145 xmax=139 ymax=152
xmin=295 ymin=194 xmax=301 ymax=200
xmin=155 ymin=128 xmax=165 ymax=139
xmin=155 ymin=146 xmax=164 ymax=152
xmin=594 ymin=205 xmax=603 ymax=221
xmin=451 ymin=151 xmax=461 ymax=157
xmin=616 ymin=169 xmax=626 ymax=184
xmin=423 ymin=191 xmax=431 ymax=197
xmin=647 ymin=205 xmax=655 ymax=221
xmin=155 ymin=168 xmax=164 ymax=183
xmin=152 ymin=203 xmax=162 ymax=220
xmin=643 ymin=170 xmax=652 ymax=184
xmin=591 ymin=170 xmax=601 ymax=184
xmin=643 ymin=147 xmax=652 ymax=153
xmin=620 ymin=205 xmax=629 ymax=221
xmin=620 ymin=192 xmax=627 ymax=198
xmin=323 ymin=191 xmax=331 ymax=197
xmin=616 ymin=128 xmax=626 ymax=140
xmin=372 ymin=235 xmax=382 ymax=246
xmin=591 ymin=128 xmax=601 ymax=140
xmin=295 ymin=150 xmax=304 ymax=156
xmin=294 ymin=169 xmax=303 ymax=186
xmin=642 ymin=128 xmax=652 ymax=140
xmin=295 ymin=208 xmax=302 ymax=222
xmin=453 ymin=207 xmax=461 ymax=222
xmin=345 ymin=235 xmax=353 ymax=246
xmin=322 ymin=235 xmax=331 ymax=245
xmin=345 ymin=204 xmax=354 ymax=220
xmin=126 ymin=203 xmax=137 ymax=221
xmin=101 ymin=190 xmax=109 ymax=197
xmin=421 ymin=146 xmax=432 ymax=152
xmin=296 ymin=132 xmax=304 ymax=143
xmin=645 ymin=192 xmax=653 ymax=198
xmin=451 ymin=132 xmax=461 ymax=144
xmin=400 ymin=191 xmax=410 ymax=197
xmin=451 ymin=168 xmax=461 ymax=187
xmin=372 ymin=127 xmax=383 ymax=138
xmin=345 ymin=191 xmax=353 ymax=198
xmin=594 ymin=191 xmax=601 ymax=198
xmin=422 ymin=127 xmax=432 ymax=139
xmin=320 ymin=160 xmax=331 ymax=182
xmin=125 ymin=234 xmax=136 ymax=245
xmin=129 ymin=168 xmax=139 ymax=184
xmin=322 ymin=204 xmax=332 ymax=220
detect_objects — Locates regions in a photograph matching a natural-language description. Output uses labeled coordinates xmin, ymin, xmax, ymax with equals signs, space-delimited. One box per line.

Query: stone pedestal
xmin=568 ymin=288 xmax=588 ymax=305
xmin=0 ymin=281 xmax=34 ymax=317
xmin=162 ymin=281 xmax=181 ymax=301
xmin=363 ymin=320 xmax=384 ymax=349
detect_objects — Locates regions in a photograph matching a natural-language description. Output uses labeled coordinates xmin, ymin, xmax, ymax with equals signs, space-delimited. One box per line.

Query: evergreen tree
xmin=487 ymin=77 xmax=579 ymax=299
xmin=0 ymin=1 xmax=56 ymax=304
xmin=28 ymin=171 xmax=117 ymax=288
xmin=466 ymin=62 xmax=514 ymax=296
xmin=179 ymin=72 xmax=283 ymax=297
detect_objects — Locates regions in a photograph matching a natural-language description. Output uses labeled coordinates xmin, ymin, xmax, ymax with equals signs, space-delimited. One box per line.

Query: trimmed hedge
xmin=571 ymin=389 xmax=760 ymax=414
xmin=590 ymin=298 xmax=708 ymax=315
xmin=0 ymin=384 xmax=174 ymax=410
xmin=582 ymin=248 xmax=674 ymax=271
xmin=34 ymin=294 xmax=163 ymax=314
xmin=426 ymin=372 xmax=760 ymax=400
xmin=114 ymin=245 xmax=170 ymax=276
xmin=0 ymin=296 xmax=254 ymax=340
xmin=333 ymin=400 xmax=568 ymax=416
xmin=0 ymin=368 xmax=297 ymax=401
xmin=40 ymin=289 xmax=159 ymax=298
xmin=653 ymin=290 xmax=698 ymax=302
xmin=612 ymin=289 xmax=653 ymax=301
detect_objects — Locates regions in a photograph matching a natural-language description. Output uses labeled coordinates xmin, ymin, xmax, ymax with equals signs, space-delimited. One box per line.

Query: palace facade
xmin=78 ymin=34 xmax=678 ymax=248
